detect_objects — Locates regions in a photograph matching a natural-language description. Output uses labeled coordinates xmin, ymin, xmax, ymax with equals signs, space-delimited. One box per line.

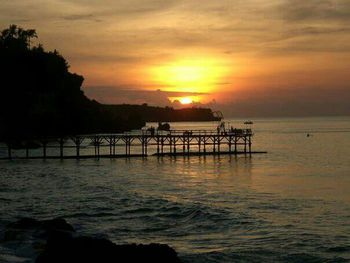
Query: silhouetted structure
xmin=0 ymin=128 xmax=267 ymax=160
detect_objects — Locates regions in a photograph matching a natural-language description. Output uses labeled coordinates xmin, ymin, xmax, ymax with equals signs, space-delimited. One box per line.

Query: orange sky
xmin=1 ymin=0 xmax=350 ymax=116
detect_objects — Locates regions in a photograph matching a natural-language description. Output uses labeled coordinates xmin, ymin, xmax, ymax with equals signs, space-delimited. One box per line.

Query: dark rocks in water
xmin=37 ymin=235 xmax=181 ymax=263
xmin=4 ymin=217 xmax=74 ymax=242
xmin=1 ymin=218 xmax=76 ymax=262
xmin=41 ymin=218 xmax=75 ymax=233
xmin=7 ymin=217 xmax=41 ymax=229
xmin=7 ymin=217 xmax=74 ymax=232
xmin=2 ymin=218 xmax=181 ymax=263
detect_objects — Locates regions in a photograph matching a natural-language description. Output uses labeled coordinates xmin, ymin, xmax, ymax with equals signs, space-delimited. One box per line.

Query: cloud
xmin=83 ymin=87 xmax=208 ymax=106
xmin=1 ymin=0 xmax=350 ymax=116
xmin=217 ymin=86 xmax=350 ymax=117
xmin=59 ymin=0 xmax=182 ymax=17
xmin=278 ymin=0 xmax=350 ymax=22
xmin=62 ymin=14 xmax=102 ymax=22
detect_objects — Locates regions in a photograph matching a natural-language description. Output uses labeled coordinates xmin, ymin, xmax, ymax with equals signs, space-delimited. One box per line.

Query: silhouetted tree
xmin=0 ymin=24 xmax=37 ymax=51
xmin=0 ymin=25 xmax=144 ymax=142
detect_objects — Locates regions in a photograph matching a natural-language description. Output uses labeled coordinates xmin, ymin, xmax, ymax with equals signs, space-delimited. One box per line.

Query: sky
xmin=1 ymin=0 xmax=350 ymax=117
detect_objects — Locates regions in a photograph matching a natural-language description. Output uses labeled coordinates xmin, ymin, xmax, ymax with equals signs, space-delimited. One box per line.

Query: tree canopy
xmin=0 ymin=24 xmax=37 ymax=51
xmin=0 ymin=25 xmax=144 ymax=141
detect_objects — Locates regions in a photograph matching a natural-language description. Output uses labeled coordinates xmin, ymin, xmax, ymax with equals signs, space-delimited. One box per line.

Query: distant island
xmin=0 ymin=25 xmax=219 ymax=141
xmin=103 ymin=104 xmax=220 ymax=123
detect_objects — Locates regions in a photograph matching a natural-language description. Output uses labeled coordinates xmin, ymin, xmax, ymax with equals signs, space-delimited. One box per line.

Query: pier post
xmin=244 ymin=137 xmax=247 ymax=153
xmin=59 ymin=138 xmax=64 ymax=158
xmin=125 ymin=137 xmax=128 ymax=156
xmin=7 ymin=143 xmax=11 ymax=160
xmin=182 ymin=136 xmax=185 ymax=153
xmin=248 ymin=136 xmax=252 ymax=154
xmin=97 ymin=138 xmax=100 ymax=158
xmin=109 ymin=136 xmax=113 ymax=156
xmin=218 ymin=136 xmax=221 ymax=153
xmin=187 ymin=135 xmax=190 ymax=154
xmin=234 ymin=137 xmax=237 ymax=153
xmin=213 ymin=136 xmax=216 ymax=153
xmin=145 ymin=139 xmax=148 ymax=155
xmin=128 ymin=141 xmax=130 ymax=156
xmin=228 ymin=135 xmax=231 ymax=153
xmin=113 ymin=136 xmax=116 ymax=156
xmin=42 ymin=140 xmax=47 ymax=159
xmin=25 ymin=145 xmax=29 ymax=159
xmin=72 ymin=136 xmax=82 ymax=158
xmin=160 ymin=136 xmax=164 ymax=154
xmin=157 ymin=136 xmax=160 ymax=155
xmin=94 ymin=138 xmax=97 ymax=157
xmin=77 ymin=141 xmax=80 ymax=158
xmin=198 ymin=137 xmax=201 ymax=153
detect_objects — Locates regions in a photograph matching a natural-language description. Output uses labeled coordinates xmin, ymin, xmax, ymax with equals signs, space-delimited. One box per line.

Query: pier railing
xmin=138 ymin=128 xmax=253 ymax=136
xmin=0 ymin=128 xmax=259 ymax=160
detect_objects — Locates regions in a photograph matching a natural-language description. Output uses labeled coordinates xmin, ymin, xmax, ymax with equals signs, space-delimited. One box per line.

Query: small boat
xmin=158 ymin=122 xmax=170 ymax=131
xmin=244 ymin=121 xmax=254 ymax=125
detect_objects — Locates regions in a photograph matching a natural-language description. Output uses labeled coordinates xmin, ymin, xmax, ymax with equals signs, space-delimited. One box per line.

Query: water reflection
xmin=1 ymin=117 xmax=350 ymax=262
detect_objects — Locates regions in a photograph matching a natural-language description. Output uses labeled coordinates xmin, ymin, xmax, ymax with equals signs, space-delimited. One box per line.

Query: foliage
xmin=0 ymin=25 xmax=144 ymax=140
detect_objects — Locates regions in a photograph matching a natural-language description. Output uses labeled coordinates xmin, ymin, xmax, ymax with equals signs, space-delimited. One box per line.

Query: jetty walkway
xmin=1 ymin=129 xmax=266 ymax=160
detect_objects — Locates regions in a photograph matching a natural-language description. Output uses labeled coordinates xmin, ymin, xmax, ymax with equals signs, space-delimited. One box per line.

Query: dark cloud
xmin=70 ymin=54 xmax=148 ymax=64
xmin=62 ymin=14 xmax=102 ymax=22
xmin=60 ymin=0 xmax=182 ymax=16
xmin=279 ymin=0 xmax=350 ymax=22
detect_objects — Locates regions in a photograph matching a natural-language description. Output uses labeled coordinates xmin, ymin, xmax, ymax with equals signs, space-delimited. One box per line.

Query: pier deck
xmin=1 ymin=129 xmax=265 ymax=160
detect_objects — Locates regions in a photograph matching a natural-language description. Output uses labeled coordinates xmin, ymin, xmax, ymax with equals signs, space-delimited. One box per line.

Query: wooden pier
xmin=1 ymin=129 xmax=266 ymax=160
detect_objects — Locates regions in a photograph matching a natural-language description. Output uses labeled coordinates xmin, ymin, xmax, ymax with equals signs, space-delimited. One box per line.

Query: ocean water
xmin=0 ymin=117 xmax=350 ymax=262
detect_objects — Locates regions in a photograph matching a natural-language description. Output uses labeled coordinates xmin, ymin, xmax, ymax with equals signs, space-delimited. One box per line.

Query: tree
xmin=0 ymin=25 xmax=145 ymax=141
xmin=0 ymin=24 xmax=37 ymax=51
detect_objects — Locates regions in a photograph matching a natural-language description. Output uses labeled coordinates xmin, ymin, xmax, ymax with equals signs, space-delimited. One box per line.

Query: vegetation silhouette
xmin=0 ymin=25 xmax=219 ymax=144
xmin=0 ymin=25 xmax=144 ymax=142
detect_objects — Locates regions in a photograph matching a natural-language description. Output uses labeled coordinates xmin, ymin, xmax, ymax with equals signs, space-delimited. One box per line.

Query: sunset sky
xmin=1 ymin=0 xmax=350 ymax=116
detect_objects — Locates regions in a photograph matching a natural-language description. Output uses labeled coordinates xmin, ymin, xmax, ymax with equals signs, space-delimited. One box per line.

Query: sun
xmin=149 ymin=56 xmax=229 ymax=94
xmin=179 ymin=97 xmax=193 ymax=105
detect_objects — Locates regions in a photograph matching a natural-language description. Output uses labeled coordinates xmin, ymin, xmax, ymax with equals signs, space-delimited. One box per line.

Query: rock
xmin=3 ymin=217 xmax=74 ymax=242
xmin=7 ymin=217 xmax=41 ymax=229
xmin=3 ymin=218 xmax=40 ymax=242
xmin=36 ymin=236 xmax=182 ymax=263
xmin=41 ymin=218 xmax=75 ymax=234
xmin=2 ymin=218 xmax=182 ymax=263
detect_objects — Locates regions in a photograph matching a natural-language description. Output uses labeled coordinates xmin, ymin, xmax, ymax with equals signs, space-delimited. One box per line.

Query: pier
xmin=1 ymin=128 xmax=266 ymax=160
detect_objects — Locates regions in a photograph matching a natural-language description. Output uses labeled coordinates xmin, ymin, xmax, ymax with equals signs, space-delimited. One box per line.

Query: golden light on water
xmin=150 ymin=57 xmax=230 ymax=94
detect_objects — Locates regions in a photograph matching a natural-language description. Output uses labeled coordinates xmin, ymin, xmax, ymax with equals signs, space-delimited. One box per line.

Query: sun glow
xmin=150 ymin=57 xmax=229 ymax=94
xmin=179 ymin=97 xmax=193 ymax=104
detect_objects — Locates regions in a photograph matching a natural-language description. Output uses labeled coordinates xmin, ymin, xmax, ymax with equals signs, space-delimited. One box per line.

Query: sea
xmin=0 ymin=117 xmax=350 ymax=262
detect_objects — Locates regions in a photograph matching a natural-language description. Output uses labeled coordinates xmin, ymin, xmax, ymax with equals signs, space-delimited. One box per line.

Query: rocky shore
xmin=1 ymin=218 xmax=181 ymax=263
